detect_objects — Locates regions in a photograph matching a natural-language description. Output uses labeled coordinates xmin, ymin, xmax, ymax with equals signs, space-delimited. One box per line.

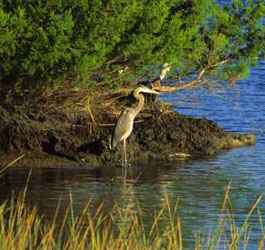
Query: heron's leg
xmin=121 ymin=139 xmax=125 ymax=167
xmin=123 ymin=139 xmax=127 ymax=167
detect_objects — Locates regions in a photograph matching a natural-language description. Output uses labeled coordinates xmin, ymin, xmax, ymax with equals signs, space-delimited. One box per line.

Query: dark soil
xmin=0 ymin=87 xmax=255 ymax=168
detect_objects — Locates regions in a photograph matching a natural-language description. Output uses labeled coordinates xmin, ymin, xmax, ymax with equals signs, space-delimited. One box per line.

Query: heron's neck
xmin=134 ymin=93 xmax=144 ymax=117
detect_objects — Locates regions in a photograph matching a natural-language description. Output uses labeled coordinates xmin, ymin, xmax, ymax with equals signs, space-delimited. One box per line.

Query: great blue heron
xmin=111 ymin=86 xmax=160 ymax=167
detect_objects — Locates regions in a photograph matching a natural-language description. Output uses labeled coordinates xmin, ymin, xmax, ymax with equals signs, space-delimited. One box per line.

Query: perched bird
xmin=140 ymin=63 xmax=170 ymax=102
xmin=111 ymin=86 xmax=160 ymax=167
xmin=151 ymin=63 xmax=171 ymax=89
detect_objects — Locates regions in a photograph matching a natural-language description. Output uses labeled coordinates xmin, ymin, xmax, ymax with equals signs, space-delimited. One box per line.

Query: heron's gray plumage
xmin=112 ymin=108 xmax=134 ymax=149
xmin=111 ymin=86 xmax=159 ymax=167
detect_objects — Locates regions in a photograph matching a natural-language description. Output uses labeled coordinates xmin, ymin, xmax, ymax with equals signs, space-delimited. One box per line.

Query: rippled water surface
xmin=1 ymin=61 xmax=265 ymax=247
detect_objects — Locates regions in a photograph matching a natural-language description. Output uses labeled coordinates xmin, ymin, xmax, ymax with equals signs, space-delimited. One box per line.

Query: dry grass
xmin=0 ymin=179 xmax=264 ymax=249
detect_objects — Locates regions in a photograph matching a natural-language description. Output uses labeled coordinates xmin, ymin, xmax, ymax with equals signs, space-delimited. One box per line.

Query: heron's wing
xmin=112 ymin=109 xmax=134 ymax=148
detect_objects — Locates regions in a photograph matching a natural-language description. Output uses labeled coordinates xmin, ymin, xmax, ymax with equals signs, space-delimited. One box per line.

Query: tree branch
xmin=154 ymin=58 xmax=229 ymax=93
xmin=154 ymin=79 xmax=205 ymax=92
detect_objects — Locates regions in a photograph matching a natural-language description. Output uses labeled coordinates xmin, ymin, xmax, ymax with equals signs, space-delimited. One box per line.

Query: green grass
xmin=0 ymin=182 xmax=264 ymax=250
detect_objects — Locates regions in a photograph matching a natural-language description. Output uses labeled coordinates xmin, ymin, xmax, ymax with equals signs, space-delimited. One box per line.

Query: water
xmin=1 ymin=61 xmax=265 ymax=247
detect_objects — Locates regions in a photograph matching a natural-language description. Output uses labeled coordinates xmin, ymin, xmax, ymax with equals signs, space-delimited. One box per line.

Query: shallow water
xmin=1 ymin=61 xmax=265 ymax=247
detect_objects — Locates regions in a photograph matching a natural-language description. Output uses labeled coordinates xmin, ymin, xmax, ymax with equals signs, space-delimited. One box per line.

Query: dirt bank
xmin=0 ymin=87 xmax=255 ymax=168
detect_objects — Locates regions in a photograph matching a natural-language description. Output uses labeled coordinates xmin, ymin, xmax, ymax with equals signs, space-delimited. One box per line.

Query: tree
xmin=192 ymin=0 xmax=265 ymax=84
xmin=0 ymin=0 xmax=264 ymax=90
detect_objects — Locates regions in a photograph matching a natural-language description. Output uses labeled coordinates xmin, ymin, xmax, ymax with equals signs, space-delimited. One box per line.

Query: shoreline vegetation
xmin=0 ymin=178 xmax=263 ymax=249
xmin=1 ymin=1 xmax=264 ymax=167
xmin=0 ymin=0 xmax=264 ymax=167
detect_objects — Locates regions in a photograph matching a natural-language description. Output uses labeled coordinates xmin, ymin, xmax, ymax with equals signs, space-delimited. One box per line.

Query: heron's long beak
xmin=137 ymin=85 xmax=160 ymax=95
xmin=150 ymin=89 xmax=160 ymax=95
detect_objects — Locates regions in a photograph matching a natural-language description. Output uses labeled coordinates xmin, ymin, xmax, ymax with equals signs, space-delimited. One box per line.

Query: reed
xmin=0 ymin=182 xmax=264 ymax=250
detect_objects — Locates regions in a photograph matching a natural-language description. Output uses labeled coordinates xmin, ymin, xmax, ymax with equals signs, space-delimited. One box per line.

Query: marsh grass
xmin=0 ymin=181 xmax=264 ymax=250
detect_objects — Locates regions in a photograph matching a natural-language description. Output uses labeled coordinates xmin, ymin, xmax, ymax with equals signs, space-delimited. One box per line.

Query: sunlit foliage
xmin=0 ymin=0 xmax=264 ymax=89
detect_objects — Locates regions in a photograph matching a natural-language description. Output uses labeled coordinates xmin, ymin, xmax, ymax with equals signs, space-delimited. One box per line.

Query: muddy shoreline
xmin=0 ymin=101 xmax=256 ymax=168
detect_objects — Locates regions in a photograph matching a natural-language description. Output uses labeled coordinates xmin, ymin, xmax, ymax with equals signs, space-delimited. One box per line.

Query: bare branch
xmin=209 ymin=58 xmax=229 ymax=68
xmin=154 ymin=79 xmax=205 ymax=92
xmin=154 ymin=58 xmax=229 ymax=93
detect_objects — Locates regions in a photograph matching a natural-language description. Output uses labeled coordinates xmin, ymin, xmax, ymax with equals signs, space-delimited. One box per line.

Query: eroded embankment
xmin=0 ymin=88 xmax=255 ymax=168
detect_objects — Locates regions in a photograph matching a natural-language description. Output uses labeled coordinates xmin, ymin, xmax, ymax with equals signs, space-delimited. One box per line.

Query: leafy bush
xmin=0 ymin=0 xmax=264 ymax=89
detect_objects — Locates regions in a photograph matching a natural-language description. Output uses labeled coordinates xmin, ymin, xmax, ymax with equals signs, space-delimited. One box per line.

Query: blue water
xmin=160 ymin=60 xmax=265 ymax=246
xmin=1 ymin=61 xmax=265 ymax=248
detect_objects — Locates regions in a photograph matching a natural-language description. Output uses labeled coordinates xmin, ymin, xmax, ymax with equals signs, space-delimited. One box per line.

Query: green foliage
xmin=198 ymin=0 xmax=265 ymax=79
xmin=0 ymin=0 xmax=264 ymax=89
